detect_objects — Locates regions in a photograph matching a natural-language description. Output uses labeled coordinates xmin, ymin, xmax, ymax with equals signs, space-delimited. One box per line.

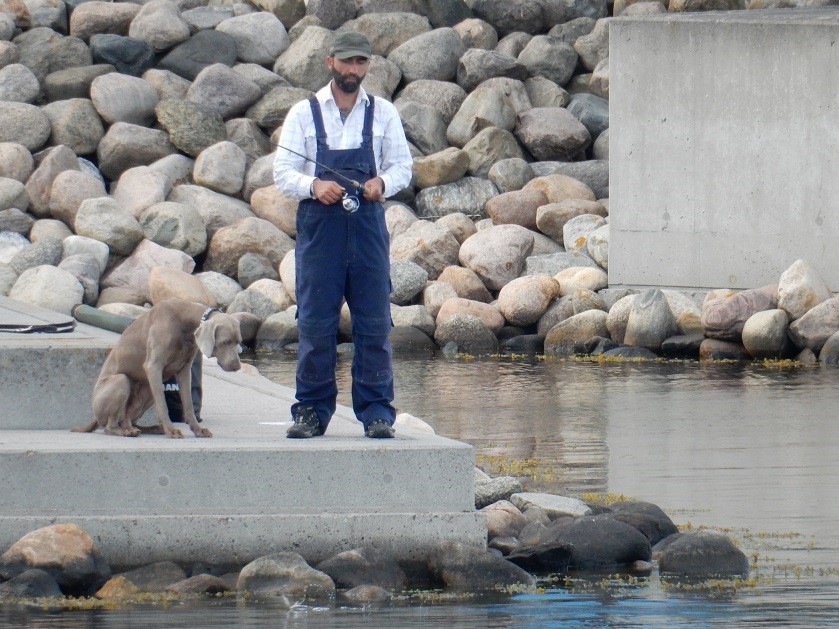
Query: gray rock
xmin=550 ymin=514 xmax=652 ymax=570
xmin=453 ymin=17 xmax=497 ymax=50
xmin=0 ymin=102 xmax=51 ymax=150
xmin=515 ymin=107 xmax=591 ymax=160
xmin=414 ymin=177 xmax=497 ymax=219
xmin=742 ymin=308 xmax=789 ymax=359
xmin=788 ymin=296 xmax=839 ymax=353
xmin=586 ymin=223 xmax=609 ymax=269
xmin=254 ymin=308 xmax=298 ymax=350
xmin=777 ymin=258 xmax=831 ymax=321
xmin=426 ymin=0 xmax=474 ymax=27
xmin=140 ymin=201 xmax=206 ymax=257
xmin=524 ymin=75 xmax=570 ymax=109
xmin=48 ymin=169 xmax=107 ymax=227
xmin=388 ymin=27 xmax=465 ymax=83
xmin=590 ymin=56 xmax=609 ymax=98
xmin=148 ymin=153 xmax=194 ymax=186
xmin=25 ymin=145 xmax=80 ymax=218
xmin=495 ymin=32 xmax=532 ymax=57
xmin=232 ymin=64 xmax=289 ymax=96
xmin=609 ymin=500 xmax=679 ymax=546
xmin=9 ymin=236 xmax=62 ymax=274
xmin=390 ymin=219 xmax=460 ymax=279
xmin=97 ymin=122 xmax=177 ymax=180
xmin=316 ymin=547 xmax=407 ymax=592
xmin=69 ymin=1 xmax=141 ymax=41
xmin=462 ymin=127 xmax=523 ymax=179
xmin=390 ymin=259 xmax=428 ymax=305
xmin=205 ymin=217 xmax=293 ymax=277
xmin=0 ymin=208 xmax=34 ymax=235
xmin=89 ymin=34 xmax=156 ymax=77
xmin=62 ymin=235 xmax=109 ymax=274
xmin=306 ymin=0 xmax=355 ymax=29
xmin=427 ymin=541 xmax=535 ymax=592
xmin=341 ymin=12 xmax=431 ymax=57
xmin=0 ymin=63 xmax=40 ymax=103
xmin=395 ymin=100 xmax=448 ymax=156
xmin=573 ymin=17 xmax=609 ymax=71
xmin=115 ymin=561 xmax=187 ymax=592
xmin=446 ymin=83 xmax=516 ymax=148
xmin=471 ymin=0 xmax=543 ymax=36
xmin=246 ymin=86 xmax=313 ymax=131
xmin=15 ymin=27 xmax=91 ymax=83
xmin=216 ymin=12 xmax=289 ymax=64
xmin=42 ymin=98 xmax=105 ymax=156
xmin=74 ymin=197 xmax=144 ymax=256
xmin=511 ymin=492 xmax=592 ymax=518
xmin=699 ymin=338 xmax=749 ymax=361
xmin=658 ymin=531 xmax=749 ymax=580
xmin=434 ymin=313 xmax=499 ymax=355
xmin=544 ymin=308 xmax=608 ymax=356
xmin=488 ymin=157 xmax=534 ymax=193
xmin=475 ymin=476 xmax=524 ymax=509
xmin=29 ymin=219 xmax=72 ymax=243
xmin=193 ymin=140 xmax=246 ymax=195
xmin=168 ymin=184 xmax=253 ymax=236
xmin=395 ymin=79 xmax=466 ymax=126
xmin=89 ymin=72 xmax=159 ymax=126
xmin=390 ymin=304 xmax=435 ymax=337
xmin=182 ymin=6 xmax=235 ymax=33
xmin=624 ymin=288 xmax=678 ymax=352
xmin=9 ymin=264 xmax=84 ymax=315
xmin=818 ymin=329 xmax=839 ymax=365
xmin=518 ymin=35 xmax=578 ymax=86
xmin=155 ymin=98 xmax=226 ymax=158
xmin=128 ymin=0 xmax=191 ymax=53
xmin=158 ymin=29 xmax=238 ymax=81
xmin=0 ymin=142 xmax=35 ymax=183
xmin=525 ymin=251 xmax=598 ymax=276
xmin=593 ymin=127 xmax=609 ymax=160
xmin=195 ymin=270 xmax=242 ymax=309
xmin=459 ymin=224 xmax=535 ymax=291
xmin=0 ymin=569 xmax=63 ymax=599
xmin=0 ymin=178 xmax=28 ymax=212
xmin=456 ymin=48 xmax=525 ymax=92
xmin=549 ymin=17 xmax=597 ymax=45
xmin=187 ymin=63 xmax=262 ymax=119
xmin=58 ymin=252 xmax=101 ymax=304
xmin=272 ymin=25 xmax=332 ymax=92
xmin=563 ymin=213 xmax=606 ymax=252
xmin=0 ymin=232 xmax=29 ymax=265
xmin=242 ymin=154 xmax=275 ymax=202
xmin=567 ymin=92 xmax=609 ymax=140
xmin=550 ymin=160 xmax=610 ymax=199
xmin=236 ymin=553 xmax=335 ymax=603
xmin=142 ymin=68 xmax=192 ymax=100
xmin=237 ymin=251 xmax=279 ymax=289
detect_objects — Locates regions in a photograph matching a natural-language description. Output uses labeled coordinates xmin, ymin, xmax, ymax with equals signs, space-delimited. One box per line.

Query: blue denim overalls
xmin=293 ymin=95 xmax=395 ymax=431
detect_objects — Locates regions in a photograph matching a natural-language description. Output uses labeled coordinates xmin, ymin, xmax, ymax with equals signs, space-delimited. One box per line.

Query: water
xmin=6 ymin=355 xmax=838 ymax=627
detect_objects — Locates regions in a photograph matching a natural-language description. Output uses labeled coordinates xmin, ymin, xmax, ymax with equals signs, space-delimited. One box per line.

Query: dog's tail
xmin=71 ymin=419 xmax=98 ymax=433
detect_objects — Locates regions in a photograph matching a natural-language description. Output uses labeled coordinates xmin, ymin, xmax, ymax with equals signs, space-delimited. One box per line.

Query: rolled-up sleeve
xmin=273 ymin=102 xmax=316 ymax=200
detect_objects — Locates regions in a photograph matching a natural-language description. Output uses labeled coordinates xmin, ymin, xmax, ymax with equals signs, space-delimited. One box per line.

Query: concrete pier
xmin=610 ymin=8 xmax=839 ymax=290
xmin=0 ymin=296 xmax=485 ymax=568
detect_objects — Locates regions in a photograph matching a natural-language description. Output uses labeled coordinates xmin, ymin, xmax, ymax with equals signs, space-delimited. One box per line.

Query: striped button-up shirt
xmin=273 ymin=83 xmax=412 ymax=201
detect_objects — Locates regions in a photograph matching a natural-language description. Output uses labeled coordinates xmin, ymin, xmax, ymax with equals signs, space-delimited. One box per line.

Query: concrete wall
xmin=609 ymin=8 xmax=839 ymax=290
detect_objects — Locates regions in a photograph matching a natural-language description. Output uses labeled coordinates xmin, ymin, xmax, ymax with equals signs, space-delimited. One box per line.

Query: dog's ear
xmin=194 ymin=320 xmax=217 ymax=358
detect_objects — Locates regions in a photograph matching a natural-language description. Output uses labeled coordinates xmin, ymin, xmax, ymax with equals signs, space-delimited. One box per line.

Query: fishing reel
xmin=341 ymin=193 xmax=360 ymax=213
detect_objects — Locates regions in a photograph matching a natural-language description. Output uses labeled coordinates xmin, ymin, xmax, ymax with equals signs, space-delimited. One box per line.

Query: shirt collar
xmin=317 ymin=83 xmax=369 ymax=110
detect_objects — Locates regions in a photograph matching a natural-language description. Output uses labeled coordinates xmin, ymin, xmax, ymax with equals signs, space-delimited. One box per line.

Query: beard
xmin=332 ymin=69 xmax=362 ymax=94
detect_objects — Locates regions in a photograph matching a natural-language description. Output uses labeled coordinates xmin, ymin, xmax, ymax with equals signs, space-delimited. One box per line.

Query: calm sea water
xmin=6 ymin=354 xmax=838 ymax=627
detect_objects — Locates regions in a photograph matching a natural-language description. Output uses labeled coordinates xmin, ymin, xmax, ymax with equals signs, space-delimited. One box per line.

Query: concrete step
xmin=0 ymin=296 xmax=486 ymax=568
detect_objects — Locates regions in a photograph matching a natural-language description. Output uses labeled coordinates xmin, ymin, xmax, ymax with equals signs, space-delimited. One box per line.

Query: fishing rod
xmin=276 ymin=143 xmax=368 ymax=194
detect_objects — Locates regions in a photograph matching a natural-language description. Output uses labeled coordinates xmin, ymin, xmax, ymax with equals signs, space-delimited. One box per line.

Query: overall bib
xmin=293 ymin=95 xmax=395 ymax=431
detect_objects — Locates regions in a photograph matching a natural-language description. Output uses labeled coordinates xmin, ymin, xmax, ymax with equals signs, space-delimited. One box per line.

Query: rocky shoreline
xmin=3 ymin=1 xmax=836 ymax=366
xmin=0 ymin=478 xmax=751 ymax=605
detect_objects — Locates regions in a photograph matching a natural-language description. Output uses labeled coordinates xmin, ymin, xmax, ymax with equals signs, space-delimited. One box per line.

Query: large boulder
xmin=74 ymin=197 xmax=143 ymax=255
xmin=236 ymin=553 xmax=335 ymax=603
xmin=316 ymin=547 xmax=407 ymax=592
xmin=8 ymin=264 xmax=83 ymax=314
xmin=496 ymin=275 xmax=561 ymax=326
xmin=204 ymin=216 xmax=294 ymax=277
xmin=387 ymin=27 xmax=465 ymax=83
xmin=390 ymin=219 xmax=461 ymax=279
xmin=548 ymin=514 xmax=652 ymax=570
xmin=701 ymin=286 xmax=778 ymax=341
xmin=544 ymin=309 xmax=609 ymax=356
xmin=426 ymin=541 xmax=535 ymax=592
xmin=658 ymin=530 xmax=750 ymax=580
xmin=458 ymin=224 xmax=535 ymax=291
xmin=777 ymin=258 xmax=832 ymax=321
xmin=623 ymin=288 xmax=678 ymax=352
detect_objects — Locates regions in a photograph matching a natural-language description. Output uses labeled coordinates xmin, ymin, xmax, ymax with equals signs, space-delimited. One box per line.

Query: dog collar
xmin=200 ymin=307 xmax=220 ymax=324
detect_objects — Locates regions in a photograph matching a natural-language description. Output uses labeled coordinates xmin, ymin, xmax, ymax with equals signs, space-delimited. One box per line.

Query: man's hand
xmin=362 ymin=177 xmax=385 ymax=201
xmin=312 ymin=178 xmax=345 ymax=205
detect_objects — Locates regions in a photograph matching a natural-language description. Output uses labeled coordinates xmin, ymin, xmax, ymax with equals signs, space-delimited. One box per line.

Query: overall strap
xmin=307 ymin=96 xmax=328 ymax=154
xmin=361 ymin=95 xmax=377 ymax=177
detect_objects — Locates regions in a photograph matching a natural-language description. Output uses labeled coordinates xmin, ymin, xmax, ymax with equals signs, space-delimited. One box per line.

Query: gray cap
xmin=329 ymin=31 xmax=372 ymax=60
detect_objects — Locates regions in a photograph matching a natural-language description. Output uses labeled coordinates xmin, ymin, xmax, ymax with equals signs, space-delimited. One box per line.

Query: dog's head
xmin=194 ymin=313 xmax=243 ymax=372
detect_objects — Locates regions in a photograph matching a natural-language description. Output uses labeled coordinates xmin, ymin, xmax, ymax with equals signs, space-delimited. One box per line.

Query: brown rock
xmin=485 ymin=188 xmax=547 ymax=230
xmin=148 ymin=266 xmax=216 ymax=306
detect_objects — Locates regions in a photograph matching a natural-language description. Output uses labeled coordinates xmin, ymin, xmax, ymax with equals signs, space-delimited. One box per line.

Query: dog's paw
xmin=194 ymin=427 xmax=213 ymax=438
xmin=165 ymin=428 xmax=185 ymax=438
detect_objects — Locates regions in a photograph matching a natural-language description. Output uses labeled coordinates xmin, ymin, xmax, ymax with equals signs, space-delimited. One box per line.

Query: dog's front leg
xmin=175 ymin=357 xmax=212 ymax=438
xmin=144 ymin=355 xmax=184 ymax=438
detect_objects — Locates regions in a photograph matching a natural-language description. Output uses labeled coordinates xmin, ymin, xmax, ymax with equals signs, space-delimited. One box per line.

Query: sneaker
xmin=365 ymin=419 xmax=395 ymax=439
xmin=286 ymin=407 xmax=323 ymax=439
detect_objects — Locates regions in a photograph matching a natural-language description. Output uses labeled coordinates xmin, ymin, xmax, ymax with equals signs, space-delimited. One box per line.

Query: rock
xmin=0 ymin=207 xmax=33 ymax=234
xmin=670 ymin=0 xmax=746 ymax=10
xmin=518 ymin=35 xmax=578 ymax=86
xmin=456 ymin=48 xmax=524 ymax=92
xmin=623 ymin=288 xmax=678 ymax=351
xmin=0 ymin=568 xmax=63 ymax=599
xmin=437 ymin=297 xmax=504 ymax=333
xmin=497 ymin=275 xmax=561 ymax=326
xmin=515 ymin=107 xmax=591 ymax=161
xmin=272 ymin=25 xmax=332 ymax=91
xmin=741 ymin=308 xmax=790 ymax=359
xmin=195 ymin=271 xmax=242 ymax=310
xmin=0 ymin=523 xmax=110 ymax=595
xmin=526 ymin=252 xmax=597 ymax=278
xmin=232 ymin=64 xmax=288 ymax=98
xmin=788 ymin=296 xmax=839 ymax=353
xmin=555 ymin=266 xmax=608 ymax=296
xmin=205 ymin=217 xmax=293 ymax=279
xmin=25 ymin=145 xmax=79 ymax=218
xmin=8 ymin=235 xmax=61 ymax=274
xmin=589 ymin=57 xmax=609 ymax=99
xmin=551 ymin=514 xmax=652 ymax=570
xmin=446 ymin=83 xmax=516 ymax=148
xmin=510 ymin=492 xmax=592 ymax=518
xmin=246 ymin=85 xmax=312 ymax=131
xmin=434 ymin=313 xmax=499 ymax=355
xmin=255 ymin=308 xmax=298 ymax=349
xmin=168 ymin=184 xmax=253 ymax=236
xmin=236 ymin=553 xmax=336 ymax=603
xmin=658 ymin=530 xmax=749 ymax=580
xmin=395 ymin=99 xmax=449 ymax=156
xmin=250 ymin=187 xmax=296 ymax=238
xmin=593 ymin=128 xmax=609 ymax=159
xmin=471 ymin=0 xmax=542 ymax=36
xmin=435 ymin=212 xmax=476 ymax=244
xmin=192 ymin=140 xmax=246 ymax=195
xmin=698 ymin=338 xmax=749 ymax=361
xmin=482 ymin=499 xmax=528 ymax=539
xmin=89 ymin=33 xmax=155 ymax=76
xmin=111 ymin=167 xmax=172 ymax=221
xmin=116 ymin=561 xmax=187 ymax=592
xmin=316 ymin=547 xmax=407 ymax=591
xmin=411 ymin=148 xmax=468 ymax=190
xmin=0 ymin=63 xmax=40 ymax=103
xmin=819 ymin=329 xmax=839 ymax=365
xmin=155 ymin=98 xmax=226 ymax=158
xmin=69 ymin=1 xmax=140 ymax=41
xmin=41 ymin=98 xmax=105 ymax=156
xmin=505 ymin=539 xmax=573 ymax=575
xmin=462 ymin=127 xmax=523 ymax=179
xmin=427 ymin=541 xmax=535 ymax=592
xmin=139 ymin=201 xmax=206 ymax=257
xmin=215 ymin=12 xmax=289 ymax=64
xmin=422 ymin=280 xmax=457 ymax=318
xmin=388 ymin=27 xmax=465 ymax=83
xmin=129 ymin=0 xmax=190 ymax=53
xmin=157 ymin=29 xmax=238 ymax=81
xmin=459 ymin=224 xmax=534 ymax=291
xmin=187 ymin=63 xmax=262 ymax=120
xmin=391 ymin=304 xmax=435 ymax=337
xmin=426 ymin=0 xmax=474 ymax=27
xmin=95 ymin=575 xmax=142 ymax=600
xmin=0 ymin=177 xmax=27 ymax=211
xmin=58 ymin=252 xmax=101 ymax=304
xmin=438 ymin=264 xmax=492 ymax=302
xmin=74 ymin=197 xmax=143 ymax=255
xmin=237 ymin=251 xmax=278 ymax=288
xmin=414 ymin=177 xmax=497 ymax=219
xmin=573 ymin=17 xmax=609 ymax=71
xmin=0 ymin=142 xmax=35 ymax=183
xmin=97 ymin=122 xmax=177 ymax=180
xmin=396 ymin=78 xmax=466 ymax=126
xmin=90 ymin=73 xmax=159 ymax=129
xmin=545 ymin=309 xmax=609 ymax=356
xmin=701 ymin=286 xmax=778 ymax=341
xmin=148 ymin=266 xmax=215 ymax=306
xmin=567 ymin=92 xmax=609 ymax=139
xmin=0 ymin=102 xmax=51 ymax=150
xmin=660 ymin=332 xmax=705 ymax=358
xmin=562 ymin=213 xmax=606 ymax=253
xmin=390 ymin=259 xmax=428 ymax=305
xmin=62 ymin=234 xmax=109 ymax=273
xmin=585 ymin=223 xmax=609 ymax=269
xmin=390 ymin=219 xmax=460 ymax=279
xmin=608 ymin=501 xmax=679 ymax=546
xmin=30 ymin=219 xmax=71 ymax=242
xmin=168 ymin=574 xmax=230 ymax=595
xmin=475 ymin=476 xmax=524 ymax=509
xmin=339 ymin=584 xmax=391 ymax=603
xmin=226 ymin=118 xmax=272 ymax=168
xmin=101 ymin=239 xmax=194 ymax=300
xmin=181 ymin=6 xmax=235 ymax=33
xmin=777 ymin=258 xmax=832 ymax=321
xmin=142 ymin=67 xmax=191 ymax=101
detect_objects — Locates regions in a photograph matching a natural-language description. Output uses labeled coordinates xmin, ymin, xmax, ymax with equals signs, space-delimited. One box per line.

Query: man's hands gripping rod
xmin=277 ymin=144 xmax=385 ymax=206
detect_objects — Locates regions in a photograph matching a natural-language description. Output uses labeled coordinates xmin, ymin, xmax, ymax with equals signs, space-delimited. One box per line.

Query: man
xmin=273 ymin=32 xmax=412 ymax=439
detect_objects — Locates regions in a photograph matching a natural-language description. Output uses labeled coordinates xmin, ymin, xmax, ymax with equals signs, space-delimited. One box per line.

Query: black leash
xmin=0 ymin=320 xmax=76 ymax=334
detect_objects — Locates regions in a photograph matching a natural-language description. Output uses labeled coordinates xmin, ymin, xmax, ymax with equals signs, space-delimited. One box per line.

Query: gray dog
xmin=73 ymin=299 xmax=243 ymax=438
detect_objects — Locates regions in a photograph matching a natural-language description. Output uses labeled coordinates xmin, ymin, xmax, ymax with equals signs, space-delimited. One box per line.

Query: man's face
xmin=327 ymin=55 xmax=370 ymax=94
